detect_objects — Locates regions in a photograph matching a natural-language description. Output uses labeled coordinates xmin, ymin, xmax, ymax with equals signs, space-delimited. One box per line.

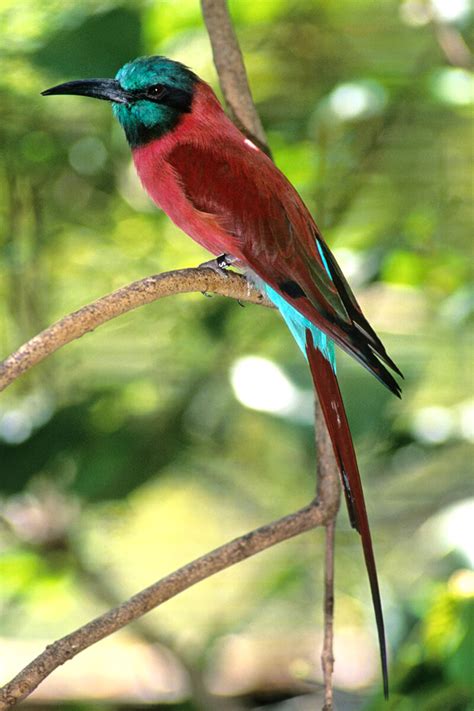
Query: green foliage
xmin=33 ymin=7 xmax=143 ymax=78
xmin=0 ymin=0 xmax=473 ymax=707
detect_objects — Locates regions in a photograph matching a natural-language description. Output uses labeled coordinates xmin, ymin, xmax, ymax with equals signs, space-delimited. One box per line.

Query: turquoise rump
xmin=264 ymin=284 xmax=336 ymax=369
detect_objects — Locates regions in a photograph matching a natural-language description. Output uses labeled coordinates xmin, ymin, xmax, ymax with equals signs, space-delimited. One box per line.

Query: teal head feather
xmin=42 ymin=56 xmax=198 ymax=148
xmin=113 ymin=56 xmax=198 ymax=147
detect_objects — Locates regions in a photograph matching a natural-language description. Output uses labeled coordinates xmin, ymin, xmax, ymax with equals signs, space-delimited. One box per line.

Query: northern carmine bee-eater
xmin=43 ymin=55 xmax=402 ymax=697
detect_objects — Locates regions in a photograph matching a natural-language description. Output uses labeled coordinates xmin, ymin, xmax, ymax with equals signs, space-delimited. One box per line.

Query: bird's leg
xmin=199 ymin=254 xmax=240 ymax=298
xmin=198 ymin=253 xmax=238 ymax=275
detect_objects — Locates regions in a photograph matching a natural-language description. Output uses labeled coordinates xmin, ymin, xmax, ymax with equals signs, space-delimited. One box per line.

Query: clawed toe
xmin=199 ymin=260 xmax=227 ymax=275
xmin=199 ymin=253 xmax=233 ymax=276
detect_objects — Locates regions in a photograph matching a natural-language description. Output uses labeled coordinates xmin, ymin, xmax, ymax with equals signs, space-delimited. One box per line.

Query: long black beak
xmin=41 ymin=78 xmax=130 ymax=104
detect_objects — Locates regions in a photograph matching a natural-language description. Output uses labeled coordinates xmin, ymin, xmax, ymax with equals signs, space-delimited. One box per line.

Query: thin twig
xmin=315 ymin=402 xmax=340 ymax=709
xmin=434 ymin=22 xmax=472 ymax=69
xmin=0 ymin=268 xmax=272 ymax=393
xmin=322 ymin=521 xmax=336 ymax=710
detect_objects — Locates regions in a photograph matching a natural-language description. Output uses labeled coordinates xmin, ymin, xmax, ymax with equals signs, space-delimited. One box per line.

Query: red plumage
xmin=133 ymin=79 xmax=400 ymax=696
xmin=134 ymin=82 xmax=400 ymax=392
xmin=306 ymin=333 xmax=388 ymax=697
xmin=41 ymin=57 xmax=402 ymax=698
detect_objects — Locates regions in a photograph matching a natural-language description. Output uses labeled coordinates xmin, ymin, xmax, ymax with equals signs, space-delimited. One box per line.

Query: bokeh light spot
xmin=230 ymin=356 xmax=298 ymax=415
xmin=0 ymin=410 xmax=33 ymax=444
xmin=448 ymin=569 xmax=474 ymax=598
xmin=458 ymin=400 xmax=474 ymax=442
xmin=412 ymin=406 xmax=455 ymax=444
xmin=328 ymin=81 xmax=387 ymax=121
xmin=400 ymin=0 xmax=432 ymax=26
xmin=438 ymin=500 xmax=474 ymax=566
xmin=431 ymin=68 xmax=474 ymax=106
xmin=69 ymin=136 xmax=107 ymax=175
xmin=432 ymin=0 xmax=470 ymax=22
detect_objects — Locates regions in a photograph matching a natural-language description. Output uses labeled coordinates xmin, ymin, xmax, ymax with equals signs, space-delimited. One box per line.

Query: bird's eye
xmin=147 ymin=84 xmax=167 ymax=100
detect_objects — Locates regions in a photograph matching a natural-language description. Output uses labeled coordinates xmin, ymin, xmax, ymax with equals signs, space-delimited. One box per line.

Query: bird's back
xmin=133 ymin=79 xmax=401 ymax=393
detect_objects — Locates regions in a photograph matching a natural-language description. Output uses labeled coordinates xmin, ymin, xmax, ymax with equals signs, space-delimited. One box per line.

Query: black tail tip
xmin=381 ymin=648 xmax=389 ymax=700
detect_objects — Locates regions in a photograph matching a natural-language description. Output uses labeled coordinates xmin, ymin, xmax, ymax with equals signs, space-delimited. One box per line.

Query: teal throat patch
xmin=112 ymin=56 xmax=197 ymax=147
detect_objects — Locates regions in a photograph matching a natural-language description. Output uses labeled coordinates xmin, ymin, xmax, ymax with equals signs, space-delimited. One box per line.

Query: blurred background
xmin=0 ymin=0 xmax=473 ymax=709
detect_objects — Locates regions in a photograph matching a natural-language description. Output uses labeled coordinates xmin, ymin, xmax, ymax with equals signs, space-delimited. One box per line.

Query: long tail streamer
xmin=306 ymin=330 xmax=389 ymax=699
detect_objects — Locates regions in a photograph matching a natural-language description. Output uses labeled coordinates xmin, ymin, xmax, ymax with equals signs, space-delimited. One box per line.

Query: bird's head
xmin=42 ymin=56 xmax=198 ymax=147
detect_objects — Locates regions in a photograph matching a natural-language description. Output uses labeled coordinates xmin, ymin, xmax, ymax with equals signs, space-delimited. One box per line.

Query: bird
xmin=43 ymin=55 xmax=402 ymax=697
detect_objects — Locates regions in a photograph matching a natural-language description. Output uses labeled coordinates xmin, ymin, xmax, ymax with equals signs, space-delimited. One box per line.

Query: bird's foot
xmin=199 ymin=253 xmax=236 ymax=276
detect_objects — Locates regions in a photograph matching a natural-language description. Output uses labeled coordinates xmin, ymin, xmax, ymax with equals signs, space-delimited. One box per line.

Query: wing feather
xmin=168 ymin=140 xmax=401 ymax=392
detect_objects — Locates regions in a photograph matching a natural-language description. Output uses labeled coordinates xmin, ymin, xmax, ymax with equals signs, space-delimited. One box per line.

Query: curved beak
xmin=41 ymin=78 xmax=130 ymax=104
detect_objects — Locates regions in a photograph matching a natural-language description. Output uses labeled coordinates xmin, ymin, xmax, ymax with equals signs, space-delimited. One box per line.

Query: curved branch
xmin=0 ymin=267 xmax=272 ymax=393
xmin=0 ymin=478 xmax=340 ymax=708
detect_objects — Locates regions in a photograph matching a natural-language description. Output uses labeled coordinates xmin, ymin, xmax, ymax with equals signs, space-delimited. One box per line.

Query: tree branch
xmin=434 ymin=21 xmax=472 ymax=70
xmin=0 ymin=268 xmax=272 ymax=393
xmin=0 ymin=474 xmax=339 ymax=708
xmin=201 ymin=0 xmax=269 ymax=154
xmin=0 ymin=0 xmax=341 ymax=707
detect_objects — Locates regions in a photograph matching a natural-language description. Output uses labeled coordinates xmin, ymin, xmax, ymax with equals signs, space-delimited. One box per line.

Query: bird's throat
xmin=113 ymin=101 xmax=186 ymax=148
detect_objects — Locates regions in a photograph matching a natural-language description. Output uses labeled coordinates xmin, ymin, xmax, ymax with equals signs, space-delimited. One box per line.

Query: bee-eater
xmin=43 ymin=55 xmax=402 ymax=697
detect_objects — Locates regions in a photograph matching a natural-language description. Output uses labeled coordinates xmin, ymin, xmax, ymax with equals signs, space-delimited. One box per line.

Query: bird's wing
xmin=168 ymin=140 xmax=401 ymax=394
